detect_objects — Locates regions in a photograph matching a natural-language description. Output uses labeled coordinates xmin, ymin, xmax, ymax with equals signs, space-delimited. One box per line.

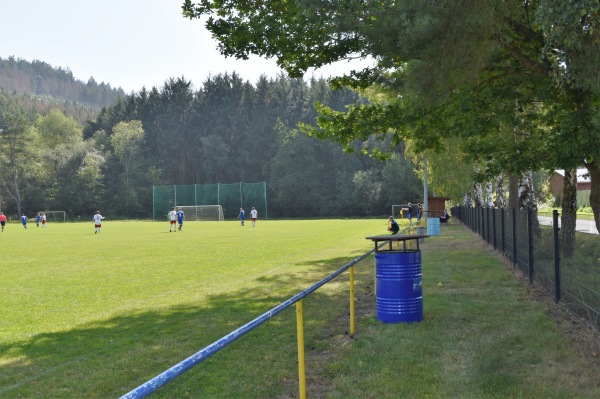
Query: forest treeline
xmin=0 ymin=56 xmax=125 ymax=121
xmin=0 ymin=68 xmax=423 ymax=220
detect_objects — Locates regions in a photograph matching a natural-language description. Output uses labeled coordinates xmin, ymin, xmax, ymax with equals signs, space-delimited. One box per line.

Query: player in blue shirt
xmin=35 ymin=212 xmax=41 ymax=227
xmin=21 ymin=214 xmax=28 ymax=229
xmin=238 ymin=208 xmax=245 ymax=226
xmin=176 ymin=208 xmax=185 ymax=231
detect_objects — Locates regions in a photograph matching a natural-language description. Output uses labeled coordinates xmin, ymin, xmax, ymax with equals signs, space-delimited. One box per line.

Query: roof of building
xmin=554 ymin=168 xmax=591 ymax=183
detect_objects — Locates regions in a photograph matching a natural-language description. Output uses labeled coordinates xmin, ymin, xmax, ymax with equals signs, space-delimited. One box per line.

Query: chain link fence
xmin=452 ymin=206 xmax=600 ymax=332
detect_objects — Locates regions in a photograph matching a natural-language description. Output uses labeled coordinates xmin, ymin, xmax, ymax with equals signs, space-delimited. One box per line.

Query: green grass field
xmin=1 ymin=218 xmax=385 ymax=398
xmin=1 ymin=219 xmax=599 ymax=398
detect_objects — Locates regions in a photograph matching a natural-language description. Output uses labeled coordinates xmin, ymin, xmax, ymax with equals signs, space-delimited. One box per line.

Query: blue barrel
xmin=427 ymin=217 xmax=440 ymax=236
xmin=375 ymin=250 xmax=423 ymax=323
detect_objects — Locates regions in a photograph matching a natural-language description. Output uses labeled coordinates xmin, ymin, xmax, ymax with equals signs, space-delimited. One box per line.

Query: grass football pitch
xmin=1 ymin=218 xmax=384 ymax=398
xmin=2 ymin=219 xmax=599 ymax=398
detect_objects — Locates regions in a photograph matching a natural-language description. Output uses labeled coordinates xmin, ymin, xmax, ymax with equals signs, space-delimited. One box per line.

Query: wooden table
xmin=365 ymin=234 xmax=429 ymax=252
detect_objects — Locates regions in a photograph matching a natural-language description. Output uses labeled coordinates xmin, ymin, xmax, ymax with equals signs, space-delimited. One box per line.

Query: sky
xmin=1 ymin=0 xmax=371 ymax=93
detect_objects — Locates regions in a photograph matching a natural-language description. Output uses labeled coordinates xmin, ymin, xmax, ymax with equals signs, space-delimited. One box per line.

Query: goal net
xmin=152 ymin=182 xmax=267 ymax=220
xmin=176 ymin=205 xmax=224 ymax=221
xmin=43 ymin=210 xmax=67 ymax=222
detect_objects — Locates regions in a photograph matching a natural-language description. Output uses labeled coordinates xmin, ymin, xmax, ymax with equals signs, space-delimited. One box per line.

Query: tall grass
xmin=1 ymin=219 xmax=598 ymax=398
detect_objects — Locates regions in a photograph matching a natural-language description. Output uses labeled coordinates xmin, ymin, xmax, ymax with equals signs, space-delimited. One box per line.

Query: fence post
xmin=487 ymin=207 xmax=491 ymax=244
xmin=501 ymin=208 xmax=505 ymax=254
xmin=349 ymin=266 xmax=355 ymax=338
xmin=484 ymin=207 xmax=488 ymax=242
xmin=296 ymin=301 xmax=307 ymax=399
xmin=553 ymin=210 xmax=561 ymax=303
xmin=481 ymin=207 xmax=485 ymax=238
xmin=467 ymin=206 xmax=470 ymax=229
xmin=492 ymin=208 xmax=497 ymax=250
xmin=512 ymin=208 xmax=517 ymax=267
xmin=482 ymin=207 xmax=486 ymax=241
xmin=527 ymin=209 xmax=534 ymax=285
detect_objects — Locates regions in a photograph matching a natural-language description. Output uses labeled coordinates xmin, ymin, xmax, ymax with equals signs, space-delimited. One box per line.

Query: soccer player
xmin=176 ymin=208 xmax=185 ymax=231
xmin=238 ymin=208 xmax=245 ymax=226
xmin=21 ymin=214 xmax=28 ymax=229
xmin=41 ymin=213 xmax=47 ymax=228
xmin=387 ymin=216 xmax=399 ymax=234
xmin=36 ymin=212 xmax=41 ymax=227
xmin=406 ymin=202 xmax=413 ymax=224
xmin=0 ymin=212 xmax=6 ymax=232
xmin=169 ymin=207 xmax=177 ymax=232
xmin=93 ymin=211 xmax=105 ymax=234
xmin=416 ymin=203 xmax=423 ymax=225
xmin=250 ymin=207 xmax=258 ymax=227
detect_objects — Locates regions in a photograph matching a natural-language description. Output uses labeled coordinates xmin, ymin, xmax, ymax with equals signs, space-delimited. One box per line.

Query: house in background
xmin=548 ymin=169 xmax=591 ymax=206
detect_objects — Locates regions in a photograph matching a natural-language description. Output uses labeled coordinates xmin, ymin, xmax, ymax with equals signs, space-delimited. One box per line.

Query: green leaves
xmin=183 ymin=0 xmax=369 ymax=77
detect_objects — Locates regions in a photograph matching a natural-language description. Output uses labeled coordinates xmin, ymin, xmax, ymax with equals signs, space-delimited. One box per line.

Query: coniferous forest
xmin=0 ymin=58 xmax=423 ymax=220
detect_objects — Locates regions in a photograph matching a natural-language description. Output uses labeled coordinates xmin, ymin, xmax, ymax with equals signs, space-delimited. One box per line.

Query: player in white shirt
xmin=169 ymin=207 xmax=177 ymax=232
xmin=250 ymin=207 xmax=258 ymax=227
xmin=93 ymin=211 xmax=105 ymax=234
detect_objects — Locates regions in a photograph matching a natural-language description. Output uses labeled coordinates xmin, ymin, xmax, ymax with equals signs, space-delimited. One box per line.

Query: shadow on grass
xmin=0 ymin=251 xmax=374 ymax=398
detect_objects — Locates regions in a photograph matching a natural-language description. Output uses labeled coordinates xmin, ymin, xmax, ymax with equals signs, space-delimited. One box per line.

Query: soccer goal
xmin=176 ymin=205 xmax=224 ymax=221
xmin=43 ymin=210 xmax=67 ymax=222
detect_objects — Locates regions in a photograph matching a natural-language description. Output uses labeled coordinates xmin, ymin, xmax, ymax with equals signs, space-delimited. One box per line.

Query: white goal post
xmin=43 ymin=210 xmax=67 ymax=222
xmin=175 ymin=205 xmax=224 ymax=221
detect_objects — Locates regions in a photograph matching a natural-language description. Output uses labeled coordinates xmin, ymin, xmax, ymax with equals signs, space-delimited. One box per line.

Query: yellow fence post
xmin=373 ymin=256 xmax=377 ymax=296
xmin=296 ymin=300 xmax=307 ymax=399
xmin=349 ymin=265 xmax=355 ymax=338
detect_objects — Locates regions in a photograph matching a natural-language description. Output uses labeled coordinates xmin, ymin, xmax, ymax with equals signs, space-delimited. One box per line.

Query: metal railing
xmin=120 ymin=241 xmax=390 ymax=398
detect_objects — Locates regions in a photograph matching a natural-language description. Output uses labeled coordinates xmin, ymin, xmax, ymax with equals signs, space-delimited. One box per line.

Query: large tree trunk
xmin=473 ymin=182 xmax=484 ymax=207
xmin=2 ymin=166 xmax=22 ymax=217
xmin=586 ymin=161 xmax=600 ymax=233
xmin=561 ymin=168 xmax=577 ymax=257
xmin=463 ymin=192 xmax=473 ymax=207
xmin=518 ymin=171 xmax=537 ymax=211
xmin=519 ymin=170 xmax=541 ymax=235
xmin=508 ymin=175 xmax=519 ymax=210
xmin=485 ymin=181 xmax=493 ymax=207
xmin=495 ymin=175 xmax=507 ymax=208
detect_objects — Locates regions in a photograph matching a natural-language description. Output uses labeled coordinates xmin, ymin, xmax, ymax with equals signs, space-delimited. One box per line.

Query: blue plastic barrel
xmin=427 ymin=217 xmax=440 ymax=236
xmin=375 ymin=250 xmax=423 ymax=323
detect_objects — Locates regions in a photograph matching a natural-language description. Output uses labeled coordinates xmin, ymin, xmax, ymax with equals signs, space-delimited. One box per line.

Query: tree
xmin=0 ymin=104 xmax=34 ymax=217
xmin=111 ymin=120 xmax=145 ymax=211
xmin=182 ymin=0 xmax=600 ymax=233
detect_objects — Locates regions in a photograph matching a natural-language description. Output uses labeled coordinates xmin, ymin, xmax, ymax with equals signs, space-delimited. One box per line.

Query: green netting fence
xmin=152 ymin=182 xmax=267 ymax=220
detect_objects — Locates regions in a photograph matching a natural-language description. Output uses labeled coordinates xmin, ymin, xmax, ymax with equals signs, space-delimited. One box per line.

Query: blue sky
xmin=1 ymin=0 xmax=370 ymax=93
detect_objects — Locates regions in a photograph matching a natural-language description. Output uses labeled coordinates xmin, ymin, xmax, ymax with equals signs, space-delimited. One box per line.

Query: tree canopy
xmin=183 ymin=0 xmax=600 ymax=230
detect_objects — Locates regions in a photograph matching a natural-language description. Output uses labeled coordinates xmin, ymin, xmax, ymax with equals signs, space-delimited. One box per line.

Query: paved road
xmin=538 ymin=215 xmax=599 ymax=235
